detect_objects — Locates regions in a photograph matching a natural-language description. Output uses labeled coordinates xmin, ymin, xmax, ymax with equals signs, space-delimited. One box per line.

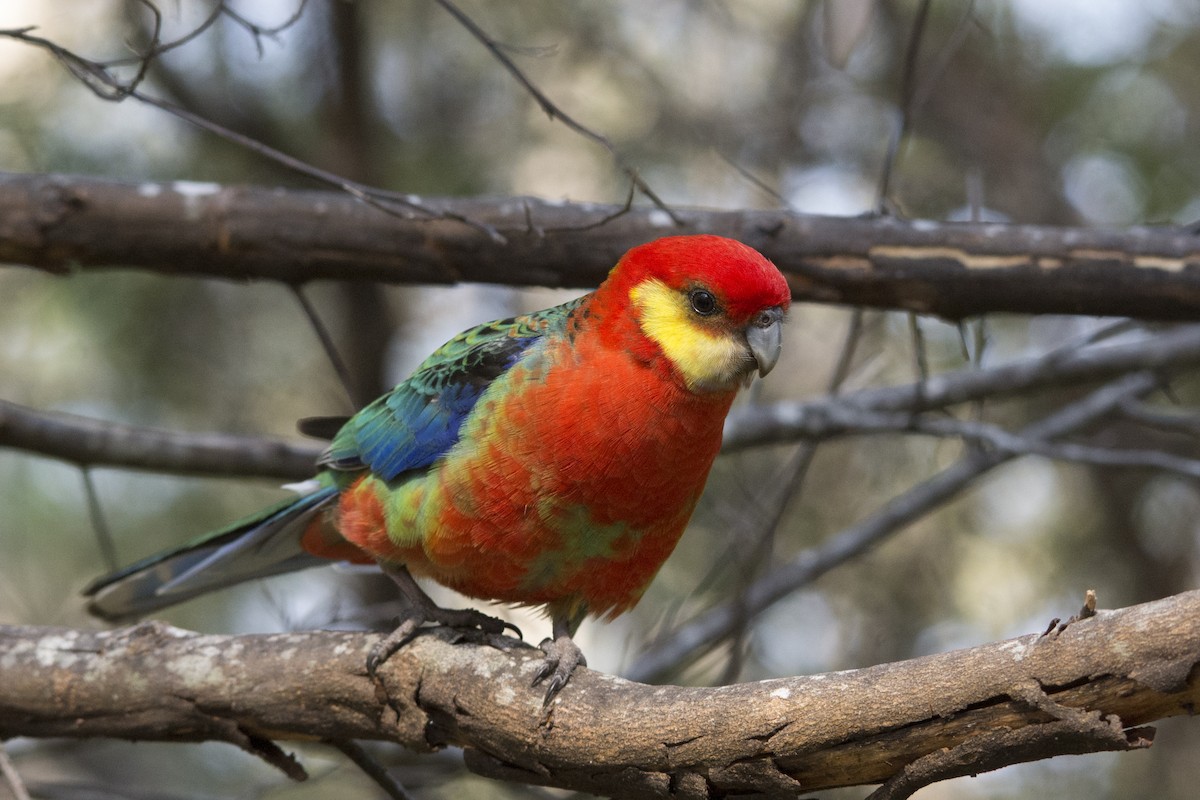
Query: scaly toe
xmin=366 ymin=613 xmax=422 ymax=679
xmin=432 ymin=606 xmax=522 ymax=641
xmin=533 ymin=635 xmax=587 ymax=706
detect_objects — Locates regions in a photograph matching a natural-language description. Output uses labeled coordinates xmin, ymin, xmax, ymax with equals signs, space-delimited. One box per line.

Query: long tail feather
xmin=84 ymin=486 xmax=340 ymax=621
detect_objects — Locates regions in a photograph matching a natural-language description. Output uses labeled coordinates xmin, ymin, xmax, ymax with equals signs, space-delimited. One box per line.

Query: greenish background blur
xmin=2 ymin=1 xmax=1199 ymax=798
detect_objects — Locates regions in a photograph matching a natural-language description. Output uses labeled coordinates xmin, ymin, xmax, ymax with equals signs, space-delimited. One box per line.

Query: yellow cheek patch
xmin=629 ymin=279 xmax=745 ymax=391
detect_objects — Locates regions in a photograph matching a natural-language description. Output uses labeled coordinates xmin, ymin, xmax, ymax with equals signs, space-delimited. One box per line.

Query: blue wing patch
xmin=320 ymin=299 xmax=583 ymax=482
xmin=348 ymin=376 xmax=504 ymax=480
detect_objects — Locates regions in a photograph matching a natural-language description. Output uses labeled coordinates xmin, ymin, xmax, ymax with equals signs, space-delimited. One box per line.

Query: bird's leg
xmin=532 ymin=611 xmax=587 ymax=706
xmin=366 ymin=563 xmax=522 ymax=679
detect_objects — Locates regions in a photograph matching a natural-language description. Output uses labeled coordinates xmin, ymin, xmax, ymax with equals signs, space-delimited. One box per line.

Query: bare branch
xmin=2 ymin=590 xmax=1197 ymax=797
xmin=914 ymin=416 xmax=1200 ymax=476
xmin=0 ymin=399 xmax=319 ymax=479
xmin=6 ymin=174 xmax=1200 ymax=319
xmin=732 ymin=405 xmax=1200 ymax=479
xmin=724 ymin=324 xmax=1200 ymax=450
xmin=328 ymin=740 xmax=417 ymax=800
xmin=1118 ymin=399 xmax=1200 ymax=437
xmin=0 ymin=744 xmax=31 ymax=800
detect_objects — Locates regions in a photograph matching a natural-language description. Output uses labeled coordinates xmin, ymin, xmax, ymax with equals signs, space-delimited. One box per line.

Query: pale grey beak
xmin=746 ymin=307 xmax=785 ymax=377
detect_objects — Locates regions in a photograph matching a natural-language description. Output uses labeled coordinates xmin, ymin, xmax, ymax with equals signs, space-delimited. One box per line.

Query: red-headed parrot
xmin=86 ymin=234 xmax=791 ymax=703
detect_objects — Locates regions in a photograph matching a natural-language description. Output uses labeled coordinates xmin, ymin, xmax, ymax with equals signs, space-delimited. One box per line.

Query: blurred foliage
xmin=2 ymin=1 xmax=1200 ymax=798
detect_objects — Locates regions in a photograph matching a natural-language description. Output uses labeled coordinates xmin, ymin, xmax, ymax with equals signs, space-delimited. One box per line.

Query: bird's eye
xmin=689 ymin=289 xmax=718 ymax=316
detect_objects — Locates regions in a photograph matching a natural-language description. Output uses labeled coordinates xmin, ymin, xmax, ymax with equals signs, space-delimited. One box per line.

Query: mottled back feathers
xmin=320 ymin=297 xmax=586 ymax=481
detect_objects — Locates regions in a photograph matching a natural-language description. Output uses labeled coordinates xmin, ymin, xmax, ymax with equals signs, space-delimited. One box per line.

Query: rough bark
xmin=2 ymin=591 xmax=1197 ymax=799
xmin=5 ymin=172 xmax=1200 ymax=320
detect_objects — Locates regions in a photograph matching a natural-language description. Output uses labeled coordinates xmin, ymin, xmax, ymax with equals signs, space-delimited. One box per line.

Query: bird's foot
xmin=367 ymin=603 xmax=523 ymax=682
xmin=433 ymin=604 xmax=523 ymax=640
xmin=368 ymin=563 xmax=523 ymax=688
xmin=532 ymin=634 xmax=587 ymax=707
xmin=366 ymin=610 xmax=423 ymax=681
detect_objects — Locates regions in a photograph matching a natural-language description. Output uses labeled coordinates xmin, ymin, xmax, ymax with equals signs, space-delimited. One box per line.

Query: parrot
xmin=84 ymin=234 xmax=791 ymax=703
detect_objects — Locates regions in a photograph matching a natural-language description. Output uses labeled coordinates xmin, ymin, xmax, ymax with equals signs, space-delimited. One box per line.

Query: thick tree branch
xmin=2 ymin=590 xmax=1197 ymax=798
xmin=5 ymin=172 xmax=1200 ymax=319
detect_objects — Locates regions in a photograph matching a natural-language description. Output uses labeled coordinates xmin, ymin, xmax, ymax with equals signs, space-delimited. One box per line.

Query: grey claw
xmin=532 ymin=635 xmax=586 ymax=706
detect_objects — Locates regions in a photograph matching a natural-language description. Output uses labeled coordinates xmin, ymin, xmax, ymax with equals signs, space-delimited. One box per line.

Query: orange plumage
xmin=330 ymin=235 xmax=790 ymax=628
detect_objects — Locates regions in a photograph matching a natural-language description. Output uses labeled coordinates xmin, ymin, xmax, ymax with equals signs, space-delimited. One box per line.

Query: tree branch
xmin=723 ymin=324 xmax=1200 ymax=450
xmin=3 ymin=590 xmax=1197 ymax=798
xmin=0 ymin=399 xmax=319 ymax=479
xmin=6 ymin=172 xmax=1200 ymax=319
xmin=5 ymin=325 xmax=1200 ymax=479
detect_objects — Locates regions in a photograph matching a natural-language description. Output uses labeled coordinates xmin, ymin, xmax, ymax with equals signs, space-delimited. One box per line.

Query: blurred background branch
xmin=0 ymin=399 xmax=319 ymax=479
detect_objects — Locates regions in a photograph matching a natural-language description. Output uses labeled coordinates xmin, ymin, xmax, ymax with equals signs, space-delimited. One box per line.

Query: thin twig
xmin=1118 ymin=400 xmax=1200 ymax=437
xmin=908 ymin=0 xmax=982 ymax=120
xmin=113 ymin=0 xmax=309 ymax=66
xmin=112 ymin=2 xmax=223 ymax=66
xmin=222 ymin=0 xmax=310 ymax=55
xmin=908 ymin=312 xmax=930 ymax=384
xmin=847 ymin=408 xmax=1200 ymax=479
xmin=129 ymin=89 xmax=504 ymax=241
xmin=0 ymin=744 xmax=31 ymax=800
xmin=828 ymin=308 xmax=867 ymax=395
xmin=81 ymin=468 xmax=119 ymax=572
xmin=875 ymin=0 xmax=932 ymax=212
xmin=539 ymin=178 xmax=637 ymax=233
xmin=716 ymin=150 xmax=794 ymax=209
xmin=289 ymin=286 xmax=361 ymax=411
xmin=327 ymin=740 xmax=417 ymax=800
xmin=432 ymin=0 xmax=683 ymax=225
xmin=876 ymin=0 xmax=979 ymax=214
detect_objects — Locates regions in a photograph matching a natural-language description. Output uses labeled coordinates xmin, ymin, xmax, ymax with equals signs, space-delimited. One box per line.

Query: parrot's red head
xmin=598 ymin=235 xmax=791 ymax=393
